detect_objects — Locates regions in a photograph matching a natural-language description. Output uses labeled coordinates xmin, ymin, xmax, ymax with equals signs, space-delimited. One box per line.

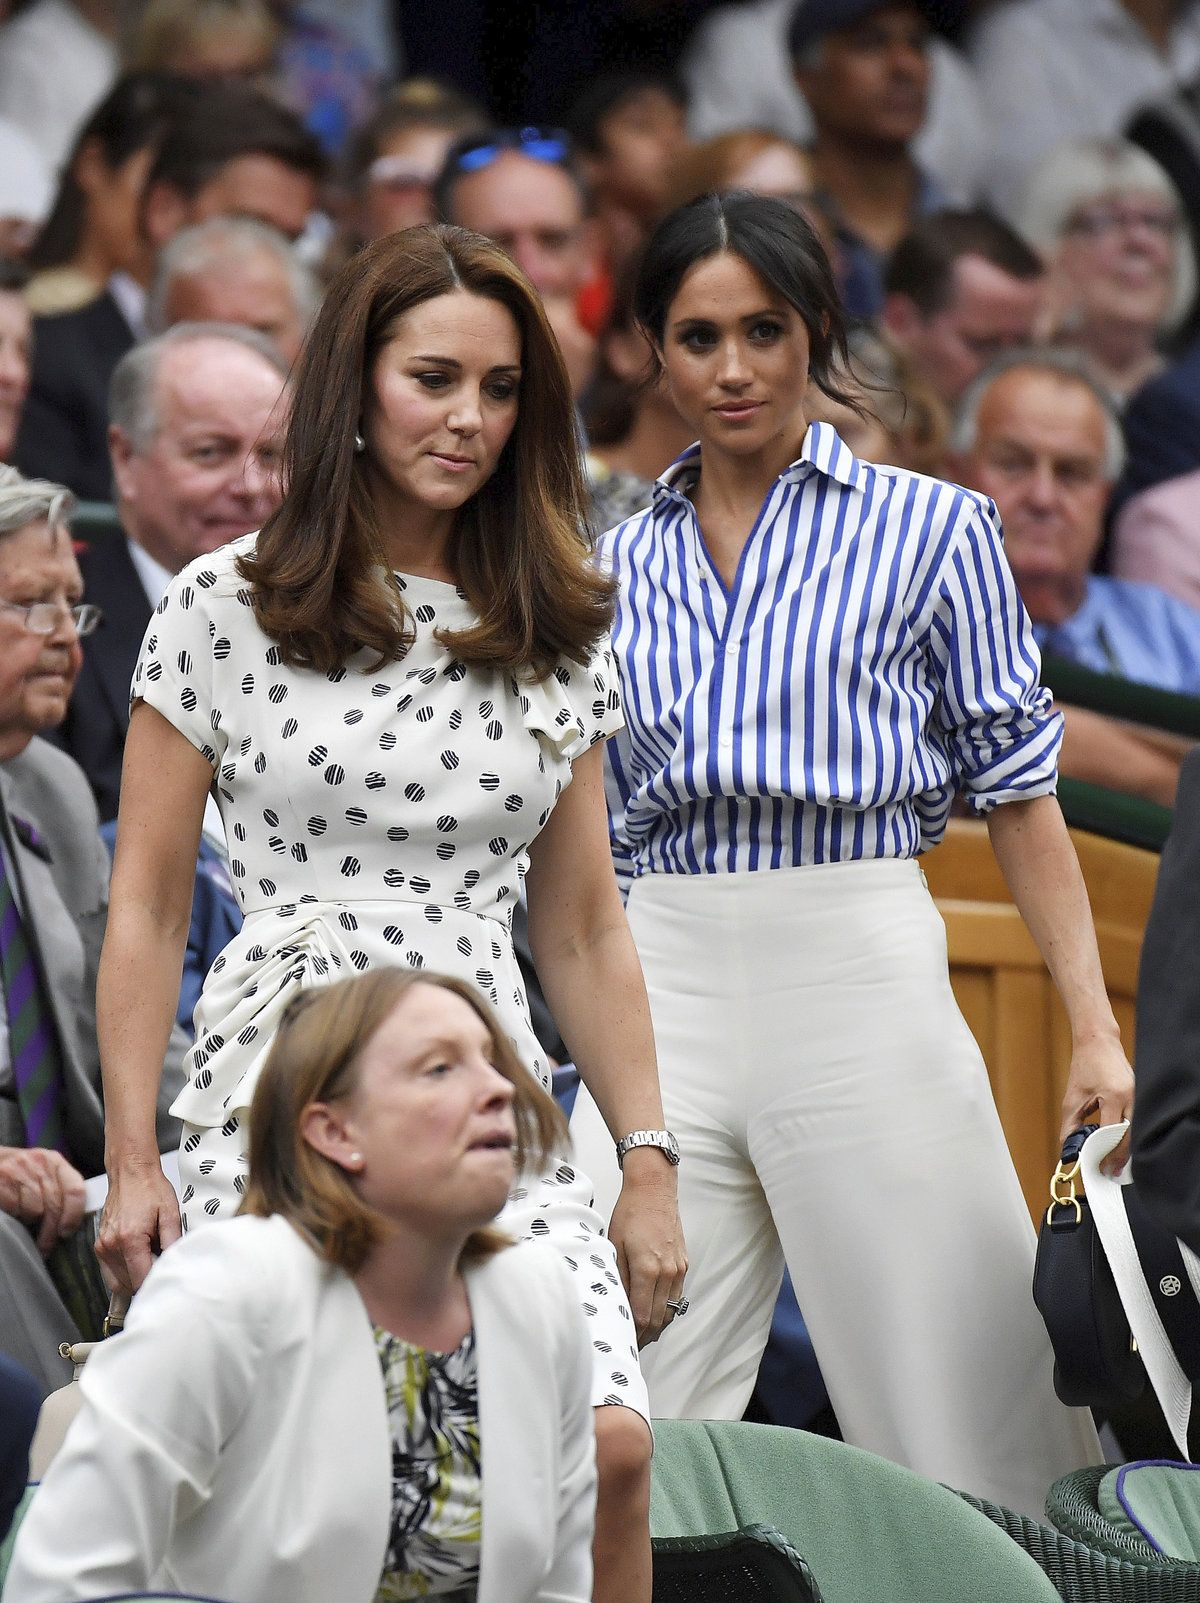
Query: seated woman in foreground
xmin=4 ymin=970 xmax=596 ymax=1603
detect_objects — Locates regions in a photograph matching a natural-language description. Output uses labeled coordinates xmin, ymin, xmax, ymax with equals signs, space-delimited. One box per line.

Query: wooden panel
xmin=922 ymin=818 xmax=1155 ymax=1220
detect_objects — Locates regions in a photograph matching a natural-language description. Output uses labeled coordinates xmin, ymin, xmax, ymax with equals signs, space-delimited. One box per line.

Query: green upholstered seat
xmin=648 ymin=1418 xmax=1063 ymax=1603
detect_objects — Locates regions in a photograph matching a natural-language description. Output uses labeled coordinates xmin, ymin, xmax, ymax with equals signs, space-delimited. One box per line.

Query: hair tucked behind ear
xmin=238 ymin=223 xmax=615 ymax=678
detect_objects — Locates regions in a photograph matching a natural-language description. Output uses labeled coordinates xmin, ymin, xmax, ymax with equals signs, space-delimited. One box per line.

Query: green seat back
xmin=649 ymin=1419 xmax=1063 ymax=1603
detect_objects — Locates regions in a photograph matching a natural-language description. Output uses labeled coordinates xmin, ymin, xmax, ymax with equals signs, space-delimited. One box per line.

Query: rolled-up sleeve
xmin=927 ymin=497 xmax=1063 ymax=813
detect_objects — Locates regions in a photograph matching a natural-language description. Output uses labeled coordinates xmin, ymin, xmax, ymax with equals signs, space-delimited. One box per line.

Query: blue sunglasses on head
xmin=449 ymin=126 xmax=573 ymax=176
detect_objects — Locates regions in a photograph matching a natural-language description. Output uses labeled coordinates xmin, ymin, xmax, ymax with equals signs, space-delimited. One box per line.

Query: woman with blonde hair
xmin=7 ymin=968 xmax=597 ymax=1602
xmin=1015 ymin=138 xmax=1195 ymax=405
xmin=126 ymin=0 xmax=279 ymax=86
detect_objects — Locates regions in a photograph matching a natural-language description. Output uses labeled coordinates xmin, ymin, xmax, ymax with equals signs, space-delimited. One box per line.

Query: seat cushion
xmin=1098 ymin=1461 xmax=1200 ymax=1559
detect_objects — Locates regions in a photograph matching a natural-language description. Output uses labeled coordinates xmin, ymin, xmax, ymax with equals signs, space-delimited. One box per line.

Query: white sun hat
xmin=1082 ymin=1122 xmax=1200 ymax=1457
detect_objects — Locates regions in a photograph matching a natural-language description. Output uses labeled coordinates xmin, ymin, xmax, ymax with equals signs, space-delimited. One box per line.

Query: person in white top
xmin=968 ymin=0 xmax=1200 ymax=219
xmin=94 ymin=223 xmax=684 ymax=1603
xmin=4 ymin=967 xmax=597 ymax=1603
xmin=0 ymin=0 xmax=118 ymax=177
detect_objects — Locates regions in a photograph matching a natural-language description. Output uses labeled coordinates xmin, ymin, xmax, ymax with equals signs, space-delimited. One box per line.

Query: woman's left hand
xmin=606 ymin=1154 xmax=687 ymax=1348
xmin=1059 ymin=1032 xmax=1135 ymax=1171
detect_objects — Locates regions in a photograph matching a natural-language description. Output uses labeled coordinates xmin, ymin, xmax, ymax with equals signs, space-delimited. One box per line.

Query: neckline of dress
xmin=393 ymin=569 xmax=462 ymax=594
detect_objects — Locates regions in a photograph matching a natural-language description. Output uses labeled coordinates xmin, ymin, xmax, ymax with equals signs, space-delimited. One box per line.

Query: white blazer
xmin=3 ymin=1215 xmax=596 ymax=1603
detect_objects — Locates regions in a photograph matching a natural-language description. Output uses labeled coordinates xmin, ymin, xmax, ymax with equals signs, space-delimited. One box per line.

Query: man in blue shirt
xmin=952 ymin=348 xmax=1200 ymax=805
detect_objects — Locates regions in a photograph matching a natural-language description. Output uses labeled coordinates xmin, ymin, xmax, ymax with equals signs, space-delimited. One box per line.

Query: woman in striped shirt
xmin=569 ymin=193 xmax=1133 ymax=1516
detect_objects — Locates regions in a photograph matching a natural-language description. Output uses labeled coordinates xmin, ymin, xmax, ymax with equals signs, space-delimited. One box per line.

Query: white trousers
xmin=568 ymin=858 xmax=1100 ymax=1516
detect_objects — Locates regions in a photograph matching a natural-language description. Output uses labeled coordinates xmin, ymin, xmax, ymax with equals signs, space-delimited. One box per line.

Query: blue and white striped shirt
xmin=602 ymin=423 xmax=1062 ymax=890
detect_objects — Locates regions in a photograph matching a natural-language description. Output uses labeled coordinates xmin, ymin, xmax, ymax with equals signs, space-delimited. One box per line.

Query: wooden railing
xmin=921 ymin=818 xmax=1159 ymax=1219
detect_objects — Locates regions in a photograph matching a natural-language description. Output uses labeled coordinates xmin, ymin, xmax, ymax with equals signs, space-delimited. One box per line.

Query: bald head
xmin=148 ymin=218 xmax=318 ymax=364
xmin=955 ymin=361 xmax=1114 ymax=627
xmin=110 ymin=328 xmax=289 ymax=574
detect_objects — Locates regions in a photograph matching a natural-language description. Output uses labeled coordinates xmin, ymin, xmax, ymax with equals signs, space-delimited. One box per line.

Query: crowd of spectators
xmin=0 ymin=1 xmax=1193 ymax=799
xmin=0 ymin=0 xmax=1198 ymax=1596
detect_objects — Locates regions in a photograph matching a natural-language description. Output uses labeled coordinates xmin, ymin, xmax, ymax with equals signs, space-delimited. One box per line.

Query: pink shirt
xmin=1112 ymin=470 xmax=1200 ymax=611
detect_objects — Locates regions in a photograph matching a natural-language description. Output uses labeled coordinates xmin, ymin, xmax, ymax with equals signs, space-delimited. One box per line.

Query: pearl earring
xmin=353 ymin=432 xmax=365 ymax=454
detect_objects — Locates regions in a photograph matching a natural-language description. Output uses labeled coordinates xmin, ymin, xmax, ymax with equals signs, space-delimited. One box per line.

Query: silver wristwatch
xmin=615 ymin=1128 xmax=680 ymax=1168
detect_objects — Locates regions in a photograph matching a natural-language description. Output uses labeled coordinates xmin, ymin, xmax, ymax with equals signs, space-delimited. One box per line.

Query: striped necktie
xmin=0 ymin=829 xmax=67 ymax=1151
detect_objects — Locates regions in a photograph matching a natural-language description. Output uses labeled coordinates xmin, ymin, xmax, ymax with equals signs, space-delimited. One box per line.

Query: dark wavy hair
xmin=634 ymin=190 xmax=861 ymax=412
xmin=28 ymin=72 xmax=198 ymax=272
xmin=238 ymin=223 xmax=614 ymax=676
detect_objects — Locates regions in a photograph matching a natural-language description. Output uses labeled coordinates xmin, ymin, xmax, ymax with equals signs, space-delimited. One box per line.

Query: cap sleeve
xmin=131 ymin=564 xmax=229 ymax=771
xmin=519 ymin=637 xmax=624 ymax=763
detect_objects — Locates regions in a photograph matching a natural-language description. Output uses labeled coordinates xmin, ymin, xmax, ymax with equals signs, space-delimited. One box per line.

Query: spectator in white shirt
xmin=0 ymin=0 xmax=119 ymax=176
xmin=968 ymin=0 xmax=1200 ymax=219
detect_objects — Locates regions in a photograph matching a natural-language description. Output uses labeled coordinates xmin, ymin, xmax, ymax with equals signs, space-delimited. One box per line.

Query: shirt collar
xmin=652 ymin=421 xmax=868 ymax=507
xmin=126 ymin=535 xmax=175 ymax=608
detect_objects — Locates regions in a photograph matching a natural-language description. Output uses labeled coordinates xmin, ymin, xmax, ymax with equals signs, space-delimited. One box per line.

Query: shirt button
xmin=718 ymin=733 xmax=733 ymax=750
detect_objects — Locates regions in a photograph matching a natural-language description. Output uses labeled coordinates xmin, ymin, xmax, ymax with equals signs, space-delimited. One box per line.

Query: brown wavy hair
xmin=237 ymin=223 xmax=615 ymax=675
xmin=241 ymin=968 xmax=568 ymax=1272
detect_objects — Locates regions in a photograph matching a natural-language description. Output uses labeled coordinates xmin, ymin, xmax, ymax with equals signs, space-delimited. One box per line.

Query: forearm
xmin=985 ymin=794 xmax=1118 ymax=1043
xmin=1058 ymin=704 xmax=1183 ymax=808
xmin=530 ymin=907 xmax=665 ymax=1141
xmin=98 ymin=902 xmax=190 ymax=1171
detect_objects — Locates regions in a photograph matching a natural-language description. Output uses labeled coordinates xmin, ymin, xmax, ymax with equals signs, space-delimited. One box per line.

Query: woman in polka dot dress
xmin=96 ymin=225 xmax=686 ymax=1603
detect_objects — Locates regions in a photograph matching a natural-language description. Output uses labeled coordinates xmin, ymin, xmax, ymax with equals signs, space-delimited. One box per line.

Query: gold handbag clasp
xmin=1046 ymin=1156 xmax=1083 ymax=1226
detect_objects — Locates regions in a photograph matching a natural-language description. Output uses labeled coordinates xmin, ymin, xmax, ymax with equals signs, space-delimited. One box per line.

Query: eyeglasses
xmin=0 ymin=599 xmax=103 ymax=637
xmin=445 ymin=126 xmax=573 ymax=179
xmin=366 ymin=154 xmax=440 ymax=192
xmin=1065 ymin=204 xmax=1180 ymax=240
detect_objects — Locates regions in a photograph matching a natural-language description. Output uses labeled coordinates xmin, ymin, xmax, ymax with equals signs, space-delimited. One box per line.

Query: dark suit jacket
xmin=1118 ymin=342 xmax=1200 ymax=514
xmin=14 ymin=290 xmax=136 ymax=502
xmin=1131 ymin=748 xmax=1200 ymax=1252
xmin=0 ymin=739 xmax=186 ymax=1170
xmin=52 ymin=527 xmax=153 ymax=824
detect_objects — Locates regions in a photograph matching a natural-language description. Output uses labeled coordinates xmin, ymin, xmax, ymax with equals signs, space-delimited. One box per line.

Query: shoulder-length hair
xmin=238 ymin=223 xmax=614 ymax=677
xmin=634 ymin=191 xmax=861 ymax=412
xmin=241 ymin=968 xmax=568 ymax=1273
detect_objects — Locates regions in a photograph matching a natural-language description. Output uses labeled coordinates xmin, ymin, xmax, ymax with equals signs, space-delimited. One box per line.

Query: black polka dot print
xmin=133 ymin=539 xmax=638 ymax=1415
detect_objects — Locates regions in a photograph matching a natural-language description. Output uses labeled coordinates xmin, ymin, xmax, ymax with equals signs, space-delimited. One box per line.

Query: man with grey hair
xmin=146 ymin=217 xmax=320 ymax=367
xmin=0 ymin=466 xmax=184 ymax=1394
xmin=52 ymin=323 xmax=289 ymax=822
xmin=951 ymin=348 xmax=1200 ymax=805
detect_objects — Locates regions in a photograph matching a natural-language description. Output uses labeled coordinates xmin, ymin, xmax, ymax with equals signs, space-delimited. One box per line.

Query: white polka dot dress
xmin=132 ymin=536 xmax=647 ymax=1420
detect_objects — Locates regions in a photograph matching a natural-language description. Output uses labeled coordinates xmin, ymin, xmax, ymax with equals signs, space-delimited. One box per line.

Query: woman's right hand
xmin=96 ymin=1160 xmax=182 ymax=1294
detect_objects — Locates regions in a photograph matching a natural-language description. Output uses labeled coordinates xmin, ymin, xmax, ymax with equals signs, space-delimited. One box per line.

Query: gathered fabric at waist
xmin=174 ymin=898 xmax=523 ymax=1128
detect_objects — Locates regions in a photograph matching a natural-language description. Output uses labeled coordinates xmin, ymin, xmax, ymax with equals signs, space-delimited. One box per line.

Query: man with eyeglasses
xmin=952 ymin=348 xmax=1200 ymax=806
xmin=435 ymin=127 xmax=601 ymax=395
xmin=0 ymin=464 xmax=184 ymax=1397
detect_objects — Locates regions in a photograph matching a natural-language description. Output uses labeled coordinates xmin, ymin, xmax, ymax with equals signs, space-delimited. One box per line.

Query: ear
xmin=108 ymin=425 xmax=139 ymax=504
xmin=140 ymin=180 xmax=188 ymax=254
xmin=603 ymin=324 xmax=653 ymax=383
xmin=73 ymin=136 xmax=107 ymax=198
xmin=576 ymin=215 xmax=604 ymax=280
xmin=880 ymin=292 xmax=920 ymax=343
xmin=299 ymin=1101 xmax=364 ymax=1174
